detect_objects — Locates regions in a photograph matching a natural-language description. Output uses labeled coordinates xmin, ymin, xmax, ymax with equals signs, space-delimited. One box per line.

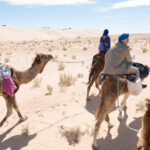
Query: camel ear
xmin=35 ymin=54 xmax=41 ymax=64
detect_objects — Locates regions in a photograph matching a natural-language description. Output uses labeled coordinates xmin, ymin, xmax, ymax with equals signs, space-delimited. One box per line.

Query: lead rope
xmin=116 ymin=76 xmax=139 ymax=133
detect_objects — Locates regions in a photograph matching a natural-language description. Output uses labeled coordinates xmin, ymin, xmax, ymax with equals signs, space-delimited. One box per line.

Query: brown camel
xmin=0 ymin=53 xmax=53 ymax=127
xmin=87 ymin=54 xmax=130 ymax=119
xmin=137 ymin=98 xmax=150 ymax=150
xmin=87 ymin=54 xmax=104 ymax=100
xmin=92 ymin=69 xmax=149 ymax=149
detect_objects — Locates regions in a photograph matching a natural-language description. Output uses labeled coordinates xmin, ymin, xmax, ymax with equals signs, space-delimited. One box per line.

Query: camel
xmin=136 ymin=98 xmax=150 ymax=150
xmin=0 ymin=53 xmax=53 ymax=127
xmin=92 ymin=68 xmax=149 ymax=149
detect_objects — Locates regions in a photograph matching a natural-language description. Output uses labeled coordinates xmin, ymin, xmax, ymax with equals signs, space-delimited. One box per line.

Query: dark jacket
xmin=98 ymin=35 xmax=111 ymax=52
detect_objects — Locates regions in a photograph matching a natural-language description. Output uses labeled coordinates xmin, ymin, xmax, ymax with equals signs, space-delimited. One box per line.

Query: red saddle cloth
xmin=2 ymin=76 xmax=17 ymax=96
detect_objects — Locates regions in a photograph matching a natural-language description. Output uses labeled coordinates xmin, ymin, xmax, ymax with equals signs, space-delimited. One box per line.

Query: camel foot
xmin=118 ymin=111 xmax=124 ymax=121
xmin=108 ymin=123 xmax=113 ymax=128
xmin=19 ymin=116 xmax=28 ymax=123
xmin=92 ymin=141 xmax=99 ymax=150
xmin=86 ymin=97 xmax=91 ymax=101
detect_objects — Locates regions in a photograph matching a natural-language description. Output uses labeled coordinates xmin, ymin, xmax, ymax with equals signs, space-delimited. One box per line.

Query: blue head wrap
xmin=118 ymin=33 xmax=129 ymax=43
xmin=103 ymin=29 xmax=109 ymax=36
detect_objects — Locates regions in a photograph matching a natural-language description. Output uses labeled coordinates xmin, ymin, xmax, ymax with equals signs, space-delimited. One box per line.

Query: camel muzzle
xmin=48 ymin=55 xmax=53 ymax=60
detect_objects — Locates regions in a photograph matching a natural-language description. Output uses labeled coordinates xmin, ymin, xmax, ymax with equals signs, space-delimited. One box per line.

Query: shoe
xmin=142 ymin=84 xmax=147 ymax=89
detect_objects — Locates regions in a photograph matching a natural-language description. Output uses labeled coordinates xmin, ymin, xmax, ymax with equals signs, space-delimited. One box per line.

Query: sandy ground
xmin=0 ymin=26 xmax=150 ymax=150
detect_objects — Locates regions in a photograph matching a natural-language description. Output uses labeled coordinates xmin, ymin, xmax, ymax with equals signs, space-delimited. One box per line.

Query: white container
xmin=127 ymin=77 xmax=142 ymax=95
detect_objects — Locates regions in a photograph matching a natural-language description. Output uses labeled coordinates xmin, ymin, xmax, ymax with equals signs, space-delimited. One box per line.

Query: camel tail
xmin=88 ymin=66 xmax=96 ymax=84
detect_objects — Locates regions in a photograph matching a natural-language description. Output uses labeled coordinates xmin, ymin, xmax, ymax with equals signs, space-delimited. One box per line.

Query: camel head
xmin=33 ymin=53 xmax=53 ymax=73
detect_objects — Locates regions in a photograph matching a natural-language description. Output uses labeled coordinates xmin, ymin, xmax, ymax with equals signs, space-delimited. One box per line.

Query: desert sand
xmin=0 ymin=25 xmax=150 ymax=150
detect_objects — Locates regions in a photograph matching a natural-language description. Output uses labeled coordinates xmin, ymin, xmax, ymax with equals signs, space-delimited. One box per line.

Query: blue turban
xmin=118 ymin=33 xmax=129 ymax=43
xmin=103 ymin=29 xmax=109 ymax=36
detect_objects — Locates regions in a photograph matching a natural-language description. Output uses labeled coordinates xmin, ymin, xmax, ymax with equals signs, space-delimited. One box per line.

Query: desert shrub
xmin=59 ymin=73 xmax=76 ymax=86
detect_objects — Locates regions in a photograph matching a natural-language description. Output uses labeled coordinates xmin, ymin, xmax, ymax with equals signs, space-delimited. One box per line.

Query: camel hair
xmin=137 ymin=98 xmax=150 ymax=150
xmin=92 ymin=68 xmax=149 ymax=149
xmin=0 ymin=53 xmax=53 ymax=127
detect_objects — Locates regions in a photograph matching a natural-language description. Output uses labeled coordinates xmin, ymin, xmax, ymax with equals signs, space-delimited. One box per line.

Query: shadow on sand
xmin=85 ymin=94 xmax=117 ymax=116
xmin=0 ymin=121 xmax=37 ymax=150
xmin=93 ymin=109 xmax=141 ymax=150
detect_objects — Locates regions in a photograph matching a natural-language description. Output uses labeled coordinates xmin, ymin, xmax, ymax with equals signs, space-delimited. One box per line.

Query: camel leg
xmin=92 ymin=96 xmax=116 ymax=149
xmin=87 ymin=79 xmax=95 ymax=101
xmin=95 ymin=80 xmax=99 ymax=90
xmin=118 ymin=93 xmax=130 ymax=120
xmin=12 ymin=96 xmax=27 ymax=122
xmin=105 ymin=114 xmax=113 ymax=128
xmin=0 ymin=95 xmax=13 ymax=127
xmin=87 ymin=73 xmax=99 ymax=101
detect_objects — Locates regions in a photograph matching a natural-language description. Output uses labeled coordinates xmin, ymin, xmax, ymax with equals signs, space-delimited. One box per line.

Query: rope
xmin=116 ymin=76 xmax=139 ymax=133
xmin=52 ymin=59 xmax=91 ymax=64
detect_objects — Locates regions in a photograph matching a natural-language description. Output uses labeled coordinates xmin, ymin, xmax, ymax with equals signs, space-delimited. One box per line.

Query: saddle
xmin=99 ymin=62 xmax=149 ymax=83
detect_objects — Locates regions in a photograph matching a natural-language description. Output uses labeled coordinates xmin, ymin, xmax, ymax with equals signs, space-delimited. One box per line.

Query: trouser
xmin=128 ymin=66 xmax=140 ymax=77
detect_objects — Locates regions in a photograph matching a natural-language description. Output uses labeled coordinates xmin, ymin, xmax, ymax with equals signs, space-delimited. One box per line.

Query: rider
xmin=98 ymin=29 xmax=111 ymax=56
xmin=92 ymin=29 xmax=111 ymax=65
xmin=103 ymin=33 xmax=140 ymax=77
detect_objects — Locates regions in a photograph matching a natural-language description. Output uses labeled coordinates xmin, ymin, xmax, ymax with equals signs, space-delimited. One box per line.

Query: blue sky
xmin=0 ymin=0 xmax=150 ymax=34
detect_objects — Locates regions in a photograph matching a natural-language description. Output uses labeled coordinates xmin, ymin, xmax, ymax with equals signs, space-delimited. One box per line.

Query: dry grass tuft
xmin=142 ymin=48 xmax=148 ymax=53
xmin=83 ymin=47 xmax=87 ymax=50
xmin=53 ymin=55 xmax=58 ymax=61
xmin=60 ymin=126 xmax=84 ymax=145
xmin=136 ymin=100 xmax=146 ymax=112
xmin=77 ymin=73 xmax=83 ymax=78
xmin=59 ymin=73 xmax=76 ymax=86
xmin=72 ymin=55 xmax=76 ymax=60
xmin=58 ymin=63 xmax=65 ymax=71
xmin=32 ymin=76 xmax=42 ymax=87
xmin=46 ymin=85 xmax=53 ymax=95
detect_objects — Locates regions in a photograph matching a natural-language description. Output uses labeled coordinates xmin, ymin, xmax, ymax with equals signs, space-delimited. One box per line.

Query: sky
xmin=0 ymin=0 xmax=150 ymax=34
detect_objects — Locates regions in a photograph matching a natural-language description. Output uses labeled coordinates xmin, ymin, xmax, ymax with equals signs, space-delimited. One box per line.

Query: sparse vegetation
xmin=63 ymin=54 xmax=67 ymax=57
xmin=58 ymin=63 xmax=65 ymax=71
xmin=4 ymin=58 xmax=9 ymax=63
xmin=63 ymin=47 xmax=67 ymax=51
xmin=32 ymin=76 xmax=42 ymax=87
xmin=77 ymin=73 xmax=83 ymax=78
xmin=53 ymin=55 xmax=58 ymax=61
xmin=48 ymin=48 xmax=52 ymax=51
xmin=136 ymin=100 xmax=146 ymax=112
xmin=72 ymin=55 xmax=76 ymax=60
xmin=60 ymin=126 xmax=84 ymax=145
xmin=59 ymin=73 xmax=76 ymax=86
xmin=46 ymin=85 xmax=53 ymax=95
xmin=143 ymin=48 xmax=148 ymax=53
xmin=83 ymin=47 xmax=87 ymax=50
